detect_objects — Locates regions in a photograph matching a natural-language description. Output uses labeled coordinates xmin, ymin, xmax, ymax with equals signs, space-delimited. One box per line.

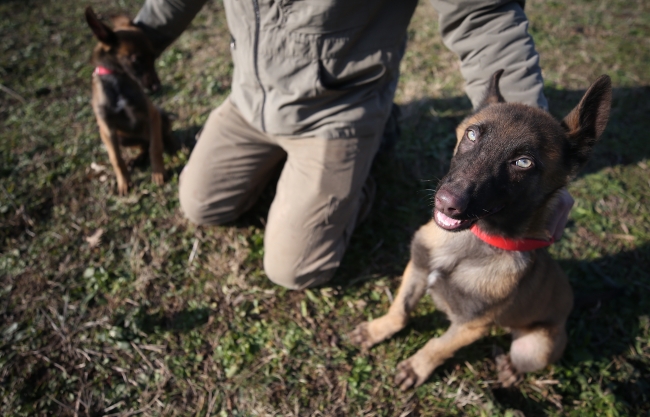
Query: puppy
xmin=350 ymin=70 xmax=612 ymax=389
xmin=85 ymin=7 xmax=177 ymax=195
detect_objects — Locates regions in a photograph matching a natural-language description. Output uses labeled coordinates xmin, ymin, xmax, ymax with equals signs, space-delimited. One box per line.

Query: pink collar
xmin=470 ymin=224 xmax=554 ymax=251
xmin=94 ymin=66 xmax=113 ymax=76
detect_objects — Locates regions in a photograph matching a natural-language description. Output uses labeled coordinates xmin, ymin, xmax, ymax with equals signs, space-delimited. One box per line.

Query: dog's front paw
xmin=395 ymin=350 xmax=442 ymax=391
xmin=349 ymin=315 xmax=407 ymax=350
xmin=495 ymin=353 xmax=521 ymax=388
xmin=348 ymin=322 xmax=377 ymax=350
xmin=151 ymin=172 xmax=164 ymax=186
xmin=117 ymin=180 xmax=129 ymax=196
xmin=395 ymin=357 xmax=429 ymax=390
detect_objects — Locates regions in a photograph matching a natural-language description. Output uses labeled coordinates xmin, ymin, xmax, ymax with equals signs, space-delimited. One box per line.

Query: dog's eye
xmin=515 ymin=158 xmax=533 ymax=168
xmin=467 ymin=129 xmax=477 ymax=141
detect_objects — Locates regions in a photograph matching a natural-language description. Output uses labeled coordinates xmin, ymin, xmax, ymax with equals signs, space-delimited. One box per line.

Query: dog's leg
xmin=97 ymin=117 xmax=129 ymax=196
xmin=395 ymin=320 xmax=489 ymax=390
xmin=147 ymin=102 xmax=165 ymax=185
xmin=349 ymin=261 xmax=429 ymax=349
xmin=497 ymin=323 xmax=567 ymax=387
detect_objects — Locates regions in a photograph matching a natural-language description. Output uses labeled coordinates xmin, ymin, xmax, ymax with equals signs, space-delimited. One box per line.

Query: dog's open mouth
xmin=434 ymin=210 xmax=473 ymax=231
xmin=433 ymin=206 xmax=504 ymax=231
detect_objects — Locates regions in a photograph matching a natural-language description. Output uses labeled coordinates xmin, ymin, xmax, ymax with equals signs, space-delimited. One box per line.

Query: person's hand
xmin=547 ymin=188 xmax=574 ymax=241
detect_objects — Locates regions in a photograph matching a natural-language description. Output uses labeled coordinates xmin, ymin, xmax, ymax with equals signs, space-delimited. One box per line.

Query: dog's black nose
xmin=435 ymin=188 xmax=468 ymax=217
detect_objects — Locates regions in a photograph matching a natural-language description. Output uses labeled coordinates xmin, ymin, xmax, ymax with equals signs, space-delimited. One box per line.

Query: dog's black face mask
xmin=434 ymin=104 xmax=567 ymax=237
xmin=433 ymin=70 xmax=612 ymax=238
xmin=115 ymin=31 xmax=161 ymax=93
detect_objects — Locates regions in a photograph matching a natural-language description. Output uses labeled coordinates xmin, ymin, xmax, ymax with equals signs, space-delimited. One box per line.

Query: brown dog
xmin=349 ymin=71 xmax=612 ymax=390
xmin=85 ymin=7 xmax=177 ymax=196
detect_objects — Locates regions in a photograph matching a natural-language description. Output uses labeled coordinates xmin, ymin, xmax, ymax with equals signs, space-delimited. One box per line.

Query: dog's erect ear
xmin=479 ymin=70 xmax=506 ymax=107
xmin=85 ymin=7 xmax=118 ymax=46
xmin=562 ymin=75 xmax=612 ymax=170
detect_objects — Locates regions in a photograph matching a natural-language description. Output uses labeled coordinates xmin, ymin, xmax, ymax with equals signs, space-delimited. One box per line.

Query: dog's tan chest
xmin=416 ymin=221 xmax=533 ymax=321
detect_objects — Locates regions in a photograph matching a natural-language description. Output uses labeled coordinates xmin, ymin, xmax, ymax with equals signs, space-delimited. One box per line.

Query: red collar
xmin=94 ymin=66 xmax=113 ymax=76
xmin=470 ymin=224 xmax=554 ymax=251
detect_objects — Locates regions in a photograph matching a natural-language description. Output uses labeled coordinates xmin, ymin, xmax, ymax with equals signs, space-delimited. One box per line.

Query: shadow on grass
xmin=560 ymin=244 xmax=650 ymax=408
xmin=135 ymin=307 xmax=211 ymax=334
xmin=174 ymin=125 xmax=202 ymax=151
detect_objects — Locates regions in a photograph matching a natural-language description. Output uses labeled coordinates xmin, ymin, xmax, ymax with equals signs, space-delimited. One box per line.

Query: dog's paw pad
xmin=395 ymin=359 xmax=422 ymax=390
xmin=495 ymin=354 xmax=520 ymax=388
xmin=348 ymin=322 xmax=375 ymax=349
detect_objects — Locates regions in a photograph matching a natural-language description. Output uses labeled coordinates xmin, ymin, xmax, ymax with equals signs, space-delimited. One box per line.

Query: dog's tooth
xmin=437 ymin=210 xmax=461 ymax=227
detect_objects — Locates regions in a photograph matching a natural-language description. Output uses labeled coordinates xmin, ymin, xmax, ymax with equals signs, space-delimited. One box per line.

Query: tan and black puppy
xmin=85 ymin=7 xmax=177 ymax=196
xmin=349 ymin=71 xmax=612 ymax=390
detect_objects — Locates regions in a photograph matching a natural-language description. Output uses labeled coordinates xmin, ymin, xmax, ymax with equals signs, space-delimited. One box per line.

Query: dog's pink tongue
xmin=436 ymin=210 xmax=462 ymax=227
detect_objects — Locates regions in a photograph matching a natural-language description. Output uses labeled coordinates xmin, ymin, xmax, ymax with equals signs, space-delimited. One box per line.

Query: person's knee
xmin=263 ymin=255 xmax=336 ymax=290
xmin=179 ymin=187 xmax=211 ymax=225
xmin=178 ymin=180 xmax=237 ymax=226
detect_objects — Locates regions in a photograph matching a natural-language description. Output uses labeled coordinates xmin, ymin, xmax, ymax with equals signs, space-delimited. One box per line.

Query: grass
xmin=1 ymin=0 xmax=649 ymax=415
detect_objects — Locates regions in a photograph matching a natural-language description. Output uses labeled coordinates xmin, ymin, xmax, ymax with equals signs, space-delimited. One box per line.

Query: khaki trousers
xmin=179 ymin=98 xmax=381 ymax=289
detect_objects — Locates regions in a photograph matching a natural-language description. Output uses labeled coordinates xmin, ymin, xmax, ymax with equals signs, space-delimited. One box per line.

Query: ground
xmin=1 ymin=0 xmax=649 ymax=415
